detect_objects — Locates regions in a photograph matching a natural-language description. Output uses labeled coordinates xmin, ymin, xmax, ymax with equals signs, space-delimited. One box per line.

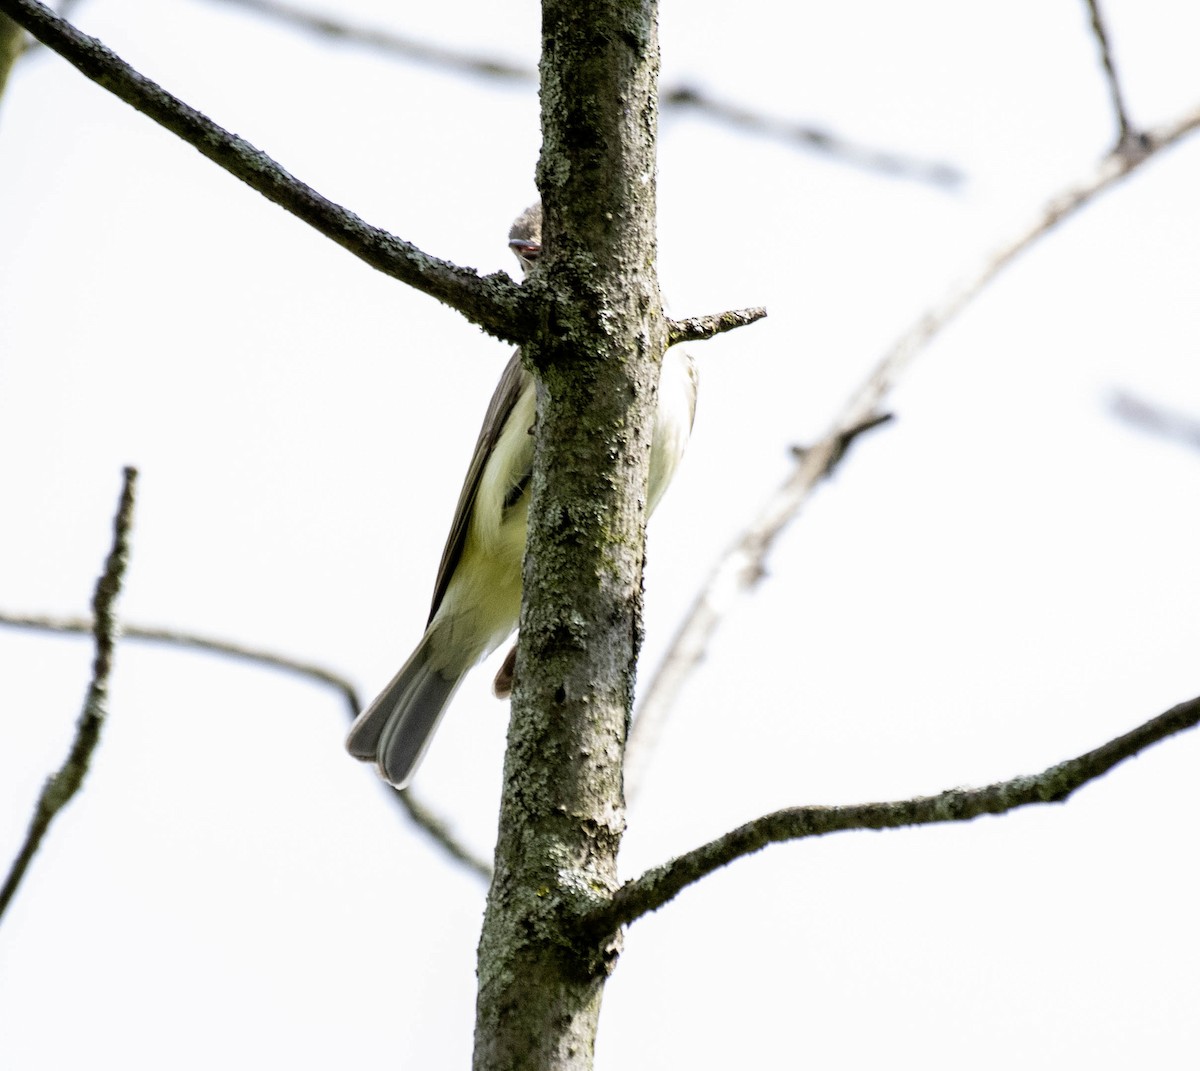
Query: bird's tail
xmin=346 ymin=631 xmax=463 ymax=788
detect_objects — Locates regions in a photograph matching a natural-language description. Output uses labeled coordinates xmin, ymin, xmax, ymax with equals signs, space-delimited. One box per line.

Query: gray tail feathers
xmin=346 ymin=632 xmax=463 ymax=788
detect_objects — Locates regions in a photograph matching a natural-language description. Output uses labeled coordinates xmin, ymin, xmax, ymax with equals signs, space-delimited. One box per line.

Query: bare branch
xmin=602 ymin=694 xmax=1200 ymax=931
xmin=0 ymin=610 xmax=492 ymax=880
xmin=662 ymin=85 xmax=964 ymax=188
xmin=668 ymin=306 xmax=766 ymax=346
xmin=1082 ymin=0 xmax=1145 ymax=155
xmin=625 ymin=100 xmax=1200 ymax=801
xmin=0 ymin=0 xmax=530 ymax=342
xmin=211 ymin=0 xmax=533 ymax=82
xmin=1110 ymin=390 xmax=1200 ymax=454
xmin=0 ymin=468 xmax=137 ymax=922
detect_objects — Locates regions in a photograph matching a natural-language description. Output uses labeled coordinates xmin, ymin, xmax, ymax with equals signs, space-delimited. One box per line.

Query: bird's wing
xmin=427 ymin=349 xmax=531 ymax=623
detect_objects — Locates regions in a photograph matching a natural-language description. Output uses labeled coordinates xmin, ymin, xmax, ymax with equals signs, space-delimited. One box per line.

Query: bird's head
xmin=508 ymin=202 xmax=543 ymax=277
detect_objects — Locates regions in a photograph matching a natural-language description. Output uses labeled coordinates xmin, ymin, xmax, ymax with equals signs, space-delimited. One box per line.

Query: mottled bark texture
xmin=472 ymin=3 xmax=663 ymax=1069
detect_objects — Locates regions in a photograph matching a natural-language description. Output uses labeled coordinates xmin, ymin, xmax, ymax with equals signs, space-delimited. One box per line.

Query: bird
xmin=346 ymin=202 xmax=698 ymax=788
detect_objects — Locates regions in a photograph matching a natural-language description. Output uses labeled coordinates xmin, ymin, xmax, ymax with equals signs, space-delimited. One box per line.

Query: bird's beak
xmin=509 ymin=239 xmax=542 ymax=272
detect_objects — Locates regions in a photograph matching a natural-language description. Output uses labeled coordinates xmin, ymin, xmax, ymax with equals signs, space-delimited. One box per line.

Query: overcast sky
xmin=2 ymin=1 xmax=1199 ymax=1067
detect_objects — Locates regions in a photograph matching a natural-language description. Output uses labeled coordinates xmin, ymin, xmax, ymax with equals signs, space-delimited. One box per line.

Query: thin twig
xmin=0 ymin=610 xmax=492 ymax=880
xmin=1110 ymin=390 xmax=1200 ymax=454
xmin=624 ymin=100 xmax=1200 ymax=803
xmin=1082 ymin=0 xmax=1144 ymax=154
xmin=668 ymin=306 xmax=766 ymax=346
xmin=0 ymin=0 xmax=530 ymax=343
xmin=0 ymin=468 xmax=137 ymax=922
xmin=600 ymin=694 xmax=1200 ymax=931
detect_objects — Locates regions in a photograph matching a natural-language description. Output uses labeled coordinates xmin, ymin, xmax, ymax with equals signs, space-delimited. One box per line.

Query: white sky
xmin=1 ymin=1 xmax=1199 ymax=1067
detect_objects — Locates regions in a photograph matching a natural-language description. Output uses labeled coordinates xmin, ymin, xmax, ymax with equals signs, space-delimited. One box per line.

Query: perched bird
xmin=346 ymin=203 xmax=698 ymax=788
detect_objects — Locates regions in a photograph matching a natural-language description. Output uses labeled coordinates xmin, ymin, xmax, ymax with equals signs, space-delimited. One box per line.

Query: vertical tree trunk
xmin=472 ymin=2 xmax=663 ymax=1068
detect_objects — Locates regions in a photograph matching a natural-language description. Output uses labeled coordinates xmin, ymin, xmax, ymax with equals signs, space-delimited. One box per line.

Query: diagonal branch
xmin=0 ymin=0 xmax=530 ymax=342
xmin=0 ymin=610 xmax=492 ymax=880
xmin=599 ymin=694 xmax=1200 ymax=931
xmin=0 ymin=468 xmax=137 ymax=923
xmin=623 ymin=99 xmax=1200 ymax=802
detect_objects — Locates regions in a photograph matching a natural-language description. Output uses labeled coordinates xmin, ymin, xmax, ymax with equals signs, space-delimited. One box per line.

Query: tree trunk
xmin=472 ymin=2 xmax=664 ymax=1068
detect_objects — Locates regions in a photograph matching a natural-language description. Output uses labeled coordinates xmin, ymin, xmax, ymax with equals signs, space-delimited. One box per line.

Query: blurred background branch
xmin=661 ymin=84 xmax=963 ymax=187
xmin=1110 ymin=391 xmax=1200 ymax=454
xmin=210 ymin=0 xmax=533 ymax=81
xmin=208 ymin=0 xmax=964 ymax=188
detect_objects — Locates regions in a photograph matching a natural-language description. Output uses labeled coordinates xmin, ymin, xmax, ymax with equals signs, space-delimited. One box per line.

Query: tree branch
xmin=1110 ymin=390 xmax=1200 ymax=454
xmin=624 ymin=100 xmax=1200 ymax=802
xmin=600 ymin=694 xmax=1200 ymax=931
xmin=1082 ymin=0 xmax=1144 ymax=155
xmin=0 ymin=609 xmax=492 ymax=881
xmin=668 ymin=306 xmax=766 ymax=346
xmin=0 ymin=468 xmax=137 ymax=923
xmin=0 ymin=0 xmax=531 ymax=342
